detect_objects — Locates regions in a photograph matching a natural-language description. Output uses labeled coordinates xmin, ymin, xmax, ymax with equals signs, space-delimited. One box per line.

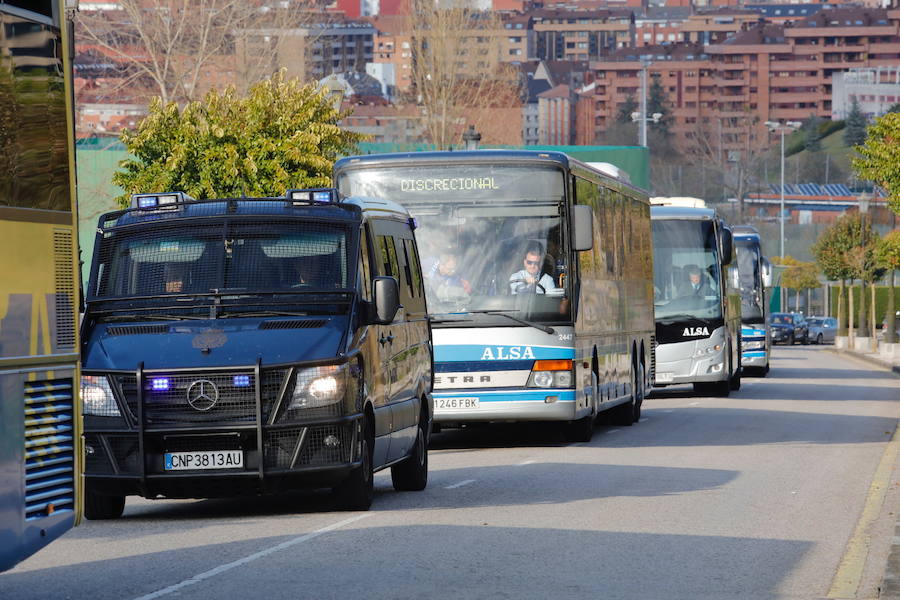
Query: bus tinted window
xmin=0 ymin=12 xmax=71 ymax=212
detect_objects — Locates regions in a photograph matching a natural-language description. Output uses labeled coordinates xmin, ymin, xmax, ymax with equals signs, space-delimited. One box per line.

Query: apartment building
xmin=585 ymin=7 xmax=900 ymax=151
xmin=235 ymin=19 xmax=376 ymax=84
xmin=368 ymin=15 xmax=413 ymax=94
xmin=832 ymin=66 xmax=900 ymax=118
xmin=532 ymin=8 xmax=634 ymax=61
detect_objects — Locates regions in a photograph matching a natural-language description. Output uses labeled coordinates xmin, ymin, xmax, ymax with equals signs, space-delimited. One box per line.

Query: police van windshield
xmin=338 ymin=164 xmax=571 ymax=324
xmin=652 ymin=219 xmax=722 ymax=321
xmin=91 ymin=221 xmax=352 ymax=302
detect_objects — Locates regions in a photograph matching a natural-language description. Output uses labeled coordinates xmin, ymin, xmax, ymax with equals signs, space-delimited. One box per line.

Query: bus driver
xmin=509 ymin=242 xmax=558 ymax=295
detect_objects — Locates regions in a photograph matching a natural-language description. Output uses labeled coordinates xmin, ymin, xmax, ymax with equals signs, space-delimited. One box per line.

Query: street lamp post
xmin=858 ymin=193 xmax=871 ymax=342
xmin=462 ymin=125 xmax=481 ymax=151
xmin=765 ymin=120 xmax=801 ymax=311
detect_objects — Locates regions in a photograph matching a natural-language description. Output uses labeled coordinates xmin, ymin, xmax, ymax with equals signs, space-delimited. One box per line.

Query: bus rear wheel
xmin=84 ymin=486 xmax=125 ymax=520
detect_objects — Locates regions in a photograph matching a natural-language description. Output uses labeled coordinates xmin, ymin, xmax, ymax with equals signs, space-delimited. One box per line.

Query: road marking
xmin=132 ymin=514 xmax=371 ymax=600
xmin=445 ymin=479 xmax=476 ymax=490
xmin=662 ymin=410 xmax=674 ymax=413
xmin=827 ymin=423 xmax=900 ymax=599
xmin=517 ymin=460 xmax=536 ymax=466
xmin=689 ymin=402 xmax=700 ymax=406
xmin=607 ymin=429 xmax=621 ymax=434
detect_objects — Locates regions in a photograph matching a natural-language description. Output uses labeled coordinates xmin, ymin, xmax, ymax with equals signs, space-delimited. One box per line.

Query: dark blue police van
xmin=80 ymin=189 xmax=433 ymax=516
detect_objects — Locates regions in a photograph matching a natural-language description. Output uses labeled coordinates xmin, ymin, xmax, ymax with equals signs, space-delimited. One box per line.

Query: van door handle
xmin=379 ymin=333 xmax=394 ymax=346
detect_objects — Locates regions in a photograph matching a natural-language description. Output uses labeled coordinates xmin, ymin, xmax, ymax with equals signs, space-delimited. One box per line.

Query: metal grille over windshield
xmin=92 ymin=221 xmax=350 ymax=299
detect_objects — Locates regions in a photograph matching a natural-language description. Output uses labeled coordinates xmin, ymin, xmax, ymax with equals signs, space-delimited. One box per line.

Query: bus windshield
xmin=338 ymin=164 xmax=571 ymax=323
xmin=92 ymin=221 xmax=353 ymax=301
xmin=736 ymin=241 xmax=764 ymax=321
xmin=652 ymin=219 xmax=722 ymax=321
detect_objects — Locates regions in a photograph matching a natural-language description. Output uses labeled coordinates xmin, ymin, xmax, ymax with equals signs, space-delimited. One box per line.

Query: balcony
xmin=769 ymin=91 xmax=820 ymax=103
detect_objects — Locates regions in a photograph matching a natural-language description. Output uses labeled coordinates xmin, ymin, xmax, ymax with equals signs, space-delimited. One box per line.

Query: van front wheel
xmin=391 ymin=416 xmax=428 ymax=491
xmin=334 ymin=416 xmax=374 ymax=510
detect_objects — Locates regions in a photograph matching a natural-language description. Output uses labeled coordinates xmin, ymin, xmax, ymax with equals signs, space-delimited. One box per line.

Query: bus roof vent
xmin=586 ymin=162 xmax=631 ymax=184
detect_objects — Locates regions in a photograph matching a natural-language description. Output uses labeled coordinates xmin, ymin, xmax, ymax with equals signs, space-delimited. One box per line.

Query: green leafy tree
xmin=853 ymin=112 xmax=900 ymax=215
xmin=888 ymin=103 xmax=900 ymax=114
xmin=113 ymin=71 xmax=363 ymax=206
xmin=616 ymin=93 xmax=639 ymax=125
xmin=647 ymin=74 xmax=672 ymax=139
xmin=812 ymin=214 xmax=861 ymax=335
xmin=777 ymin=256 xmax=820 ymax=312
xmin=802 ymin=114 xmax=823 ymax=153
xmin=875 ymin=230 xmax=900 ymax=343
xmin=843 ymin=97 xmax=868 ymax=147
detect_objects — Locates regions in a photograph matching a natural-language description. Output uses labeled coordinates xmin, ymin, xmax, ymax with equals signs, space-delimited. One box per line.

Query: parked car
xmin=806 ymin=316 xmax=837 ymax=344
xmin=770 ymin=312 xmax=809 ymax=345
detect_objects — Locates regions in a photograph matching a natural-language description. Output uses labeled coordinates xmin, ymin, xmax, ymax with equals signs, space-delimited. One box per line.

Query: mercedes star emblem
xmin=186 ymin=379 xmax=219 ymax=411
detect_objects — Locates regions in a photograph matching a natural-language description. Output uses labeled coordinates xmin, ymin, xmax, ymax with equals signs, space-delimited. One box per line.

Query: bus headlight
xmin=289 ymin=364 xmax=348 ymax=410
xmin=693 ymin=343 xmax=722 ymax=359
xmin=528 ymin=360 xmax=574 ymax=389
xmin=81 ymin=376 xmax=121 ymax=417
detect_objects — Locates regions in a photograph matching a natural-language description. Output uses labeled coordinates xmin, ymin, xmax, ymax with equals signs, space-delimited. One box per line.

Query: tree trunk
xmin=871 ymin=282 xmax=876 ymax=341
xmin=887 ymin=273 xmax=897 ymax=344
xmin=849 ymin=283 xmax=855 ymax=342
xmin=838 ymin=281 xmax=847 ymax=336
xmin=858 ymin=280 xmax=868 ymax=337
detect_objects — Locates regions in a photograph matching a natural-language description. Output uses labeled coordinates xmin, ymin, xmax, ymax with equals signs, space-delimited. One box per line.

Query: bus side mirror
xmin=372 ymin=276 xmax=401 ymax=324
xmin=720 ymin=227 xmax=733 ymax=266
xmin=761 ymin=258 xmax=773 ymax=288
xmin=572 ymin=205 xmax=593 ymax=251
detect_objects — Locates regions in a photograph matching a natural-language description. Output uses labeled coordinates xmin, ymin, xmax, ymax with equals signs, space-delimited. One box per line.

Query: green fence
xmin=829 ymin=285 xmax=898 ymax=327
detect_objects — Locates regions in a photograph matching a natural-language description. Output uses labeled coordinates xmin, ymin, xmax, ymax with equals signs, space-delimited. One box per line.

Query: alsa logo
xmin=683 ymin=327 xmax=710 ymax=337
xmin=480 ymin=346 xmax=536 ymax=360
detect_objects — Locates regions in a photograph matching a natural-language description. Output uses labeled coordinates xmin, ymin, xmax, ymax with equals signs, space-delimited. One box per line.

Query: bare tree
xmin=406 ymin=0 xmax=519 ymax=149
xmin=683 ymin=112 xmax=770 ymax=216
xmin=76 ymin=0 xmax=326 ymax=106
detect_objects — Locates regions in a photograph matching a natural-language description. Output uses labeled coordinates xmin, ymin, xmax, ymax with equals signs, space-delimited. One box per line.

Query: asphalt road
xmin=2 ymin=344 xmax=898 ymax=600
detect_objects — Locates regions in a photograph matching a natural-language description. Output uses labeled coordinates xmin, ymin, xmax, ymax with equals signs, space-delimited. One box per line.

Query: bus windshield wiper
xmin=468 ymin=310 xmax=555 ymax=335
xmin=656 ymin=313 xmax=703 ymax=324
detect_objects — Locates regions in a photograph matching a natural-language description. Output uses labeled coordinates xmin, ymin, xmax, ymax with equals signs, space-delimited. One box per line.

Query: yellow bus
xmin=1 ymin=0 xmax=81 ymax=571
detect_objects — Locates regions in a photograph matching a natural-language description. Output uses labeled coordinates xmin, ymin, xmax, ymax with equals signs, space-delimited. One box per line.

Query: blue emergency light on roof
xmin=285 ymin=188 xmax=339 ymax=204
xmin=130 ymin=191 xmax=195 ymax=209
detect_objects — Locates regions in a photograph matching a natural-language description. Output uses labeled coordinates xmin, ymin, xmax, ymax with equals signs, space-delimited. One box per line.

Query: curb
xmin=825 ymin=348 xmax=900 ymax=376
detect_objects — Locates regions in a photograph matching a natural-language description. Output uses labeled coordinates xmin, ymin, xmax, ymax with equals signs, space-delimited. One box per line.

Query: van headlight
xmin=289 ymin=364 xmax=348 ymax=410
xmin=81 ymin=375 xmax=121 ymax=417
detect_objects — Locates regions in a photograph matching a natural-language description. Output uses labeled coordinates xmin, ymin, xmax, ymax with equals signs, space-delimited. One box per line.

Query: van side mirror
xmin=572 ymin=204 xmax=593 ymax=252
xmin=761 ymin=257 xmax=773 ymax=288
xmin=372 ymin=276 xmax=401 ymax=324
xmin=720 ymin=227 xmax=733 ymax=266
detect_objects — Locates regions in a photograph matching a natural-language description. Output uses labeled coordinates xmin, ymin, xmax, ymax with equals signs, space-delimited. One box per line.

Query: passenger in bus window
xmin=509 ymin=242 xmax=558 ymax=294
xmin=427 ymin=251 xmax=472 ymax=300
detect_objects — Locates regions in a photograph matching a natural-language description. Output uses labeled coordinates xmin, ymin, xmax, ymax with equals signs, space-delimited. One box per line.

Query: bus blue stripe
xmin=433 ymin=390 xmax=576 ymax=403
xmin=434 ymin=360 xmax=533 ymax=372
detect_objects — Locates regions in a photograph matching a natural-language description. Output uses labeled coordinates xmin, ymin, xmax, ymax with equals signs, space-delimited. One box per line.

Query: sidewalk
xmin=829 ymin=344 xmax=900 ymax=598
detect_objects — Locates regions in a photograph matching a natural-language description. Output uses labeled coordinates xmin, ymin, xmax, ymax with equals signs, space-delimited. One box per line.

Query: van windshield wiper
xmin=98 ymin=313 xmax=209 ymax=322
xmin=218 ymin=310 xmax=312 ymax=318
xmin=468 ymin=310 xmax=555 ymax=335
